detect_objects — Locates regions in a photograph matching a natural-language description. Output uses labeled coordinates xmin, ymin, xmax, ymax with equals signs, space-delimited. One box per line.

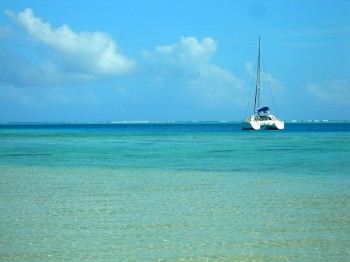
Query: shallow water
xmin=1 ymin=122 xmax=349 ymax=261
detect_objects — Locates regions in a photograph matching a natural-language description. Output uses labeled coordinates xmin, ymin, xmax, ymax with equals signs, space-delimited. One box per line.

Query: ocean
xmin=0 ymin=122 xmax=349 ymax=261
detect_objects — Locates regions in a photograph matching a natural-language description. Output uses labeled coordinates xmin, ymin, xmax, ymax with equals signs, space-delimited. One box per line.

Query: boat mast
xmin=253 ymin=37 xmax=261 ymax=113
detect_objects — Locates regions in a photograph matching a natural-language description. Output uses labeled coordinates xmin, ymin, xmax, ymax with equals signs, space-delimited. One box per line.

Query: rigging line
xmin=262 ymin=58 xmax=279 ymax=117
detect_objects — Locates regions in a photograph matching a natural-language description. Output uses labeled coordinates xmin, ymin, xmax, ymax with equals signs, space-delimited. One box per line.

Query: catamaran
xmin=242 ymin=37 xmax=284 ymax=130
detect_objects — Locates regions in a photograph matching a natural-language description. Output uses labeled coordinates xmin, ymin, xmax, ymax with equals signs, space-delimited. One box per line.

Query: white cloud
xmin=154 ymin=36 xmax=216 ymax=59
xmin=3 ymin=8 xmax=136 ymax=87
xmin=307 ymin=79 xmax=350 ymax=106
xmin=143 ymin=36 xmax=245 ymax=106
xmin=144 ymin=36 xmax=217 ymax=77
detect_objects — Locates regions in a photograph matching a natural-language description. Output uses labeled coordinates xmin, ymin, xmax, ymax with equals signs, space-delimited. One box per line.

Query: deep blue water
xmin=1 ymin=121 xmax=349 ymax=132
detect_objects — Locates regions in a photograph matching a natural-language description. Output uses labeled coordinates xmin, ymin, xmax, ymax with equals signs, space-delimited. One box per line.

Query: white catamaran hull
xmin=242 ymin=114 xmax=284 ymax=130
xmin=242 ymin=120 xmax=284 ymax=130
xmin=242 ymin=119 xmax=261 ymax=130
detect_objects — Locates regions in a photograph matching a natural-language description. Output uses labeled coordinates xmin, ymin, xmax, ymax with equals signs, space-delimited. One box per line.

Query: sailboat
xmin=242 ymin=37 xmax=284 ymax=130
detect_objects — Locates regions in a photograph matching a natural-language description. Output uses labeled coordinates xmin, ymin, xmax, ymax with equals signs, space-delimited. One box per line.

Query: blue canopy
xmin=257 ymin=106 xmax=269 ymax=113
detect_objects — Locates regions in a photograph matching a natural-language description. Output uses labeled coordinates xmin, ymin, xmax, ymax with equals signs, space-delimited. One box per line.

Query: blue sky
xmin=0 ymin=0 xmax=349 ymax=122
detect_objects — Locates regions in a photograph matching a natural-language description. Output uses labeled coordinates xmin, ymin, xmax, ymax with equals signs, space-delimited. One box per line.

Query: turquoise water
xmin=1 ymin=122 xmax=349 ymax=261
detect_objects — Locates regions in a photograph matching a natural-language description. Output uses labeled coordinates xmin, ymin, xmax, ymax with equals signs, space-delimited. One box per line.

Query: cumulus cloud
xmin=2 ymin=8 xmax=136 ymax=87
xmin=143 ymin=36 xmax=217 ymax=77
xmin=143 ymin=36 xmax=245 ymax=106
xmin=307 ymin=79 xmax=350 ymax=106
